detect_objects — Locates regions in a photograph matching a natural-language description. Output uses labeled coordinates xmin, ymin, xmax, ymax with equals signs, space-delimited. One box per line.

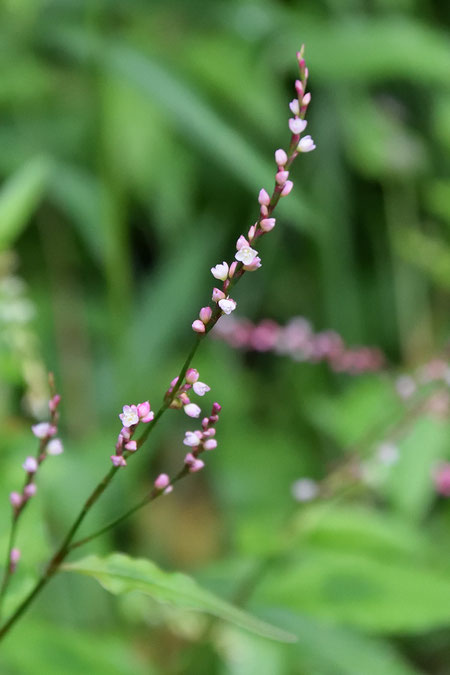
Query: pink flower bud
xmin=120 ymin=427 xmax=131 ymax=440
xmin=212 ymin=288 xmax=226 ymax=302
xmin=10 ymin=492 xmax=22 ymax=508
xmin=49 ymin=394 xmax=61 ymax=413
xmin=203 ymin=428 xmax=216 ymax=437
xmin=211 ymin=262 xmax=229 ymax=281
xmin=295 ymin=79 xmax=304 ymax=97
xmin=201 ymin=417 xmax=209 ymax=429
xmin=212 ymin=402 xmax=222 ymax=413
xmin=243 ymin=256 xmax=262 ymax=272
xmin=289 ymin=99 xmax=300 ymax=116
xmin=179 ymin=392 xmax=190 ymax=405
xmin=10 ymin=548 xmax=21 ymax=565
xmin=258 ymin=189 xmax=271 ymax=206
xmin=302 ymin=92 xmax=311 ymax=106
xmin=141 ymin=411 xmax=155 ymax=423
xmin=248 ymin=224 xmax=256 ymax=240
xmin=281 ymin=180 xmax=294 ymax=197
xmin=31 ymin=422 xmax=56 ymax=439
xmin=125 ymin=440 xmax=137 ymax=452
xmin=184 ymin=431 xmax=202 ymax=447
xmin=275 ymin=171 xmax=289 ymax=185
xmin=199 ymin=306 xmax=212 ymax=324
xmin=203 ymin=439 xmax=217 ymax=451
xmin=184 ymin=403 xmax=201 ymax=418
xmin=47 ymin=438 xmax=63 ymax=455
xmin=154 ymin=473 xmax=170 ymax=490
xmin=209 ymin=414 xmax=219 ymax=424
xmin=236 ymin=235 xmax=249 ymax=250
xmin=228 ymin=261 xmax=238 ymax=278
xmin=192 ymin=319 xmax=206 ymax=333
xmin=297 ymin=135 xmax=316 ymax=153
xmin=24 ymin=484 xmax=37 ymax=499
xmin=111 ymin=454 xmax=127 ymax=467
xmin=260 ymin=204 xmax=269 ymax=218
xmin=275 ymin=149 xmax=288 ymax=166
xmin=22 ymin=457 xmax=38 ymax=474
xmin=260 ymin=218 xmax=276 ymax=232
xmin=137 ymin=401 xmax=151 ymax=419
xmin=289 ymin=118 xmax=307 ymax=135
xmin=184 ymin=453 xmax=205 ymax=473
xmin=186 ymin=368 xmax=200 ymax=384
xmin=193 ymin=381 xmax=211 ymax=396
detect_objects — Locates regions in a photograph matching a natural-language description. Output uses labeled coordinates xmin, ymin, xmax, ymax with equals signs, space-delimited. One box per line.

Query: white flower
xmin=22 ymin=457 xmax=38 ymax=473
xmin=183 ymin=431 xmax=202 ymax=447
xmin=289 ymin=118 xmax=307 ymax=135
xmin=297 ymin=135 xmax=316 ymax=153
xmin=289 ymin=99 xmax=300 ymax=115
xmin=184 ymin=403 xmax=201 ymax=418
xmin=119 ymin=405 xmax=139 ymax=428
xmin=218 ymin=298 xmax=237 ymax=315
xmin=235 ymin=246 xmax=258 ymax=266
xmin=47 ymin=439 xmax=64 ymax=456
xmin=193 ymin=381 xmax=211 ymax=396
xmin=211 ymin=262 xmax=229 ymax=281
xmin=291 ymin=478 xmax=318 ymax=502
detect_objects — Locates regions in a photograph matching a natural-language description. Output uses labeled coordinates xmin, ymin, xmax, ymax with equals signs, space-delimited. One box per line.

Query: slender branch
xmin=0 ymin=519 xmax=18 ymax=622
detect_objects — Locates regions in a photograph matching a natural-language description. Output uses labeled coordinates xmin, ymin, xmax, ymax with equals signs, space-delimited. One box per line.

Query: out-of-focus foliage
xmin=0 ymin=0 xmax=450 ymax=673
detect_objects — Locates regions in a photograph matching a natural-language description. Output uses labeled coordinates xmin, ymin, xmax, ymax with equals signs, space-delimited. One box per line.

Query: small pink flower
xmin=10 ymin=492 xmax=22 ymax=508
xmin=193 ymin=381 xmax=211 ymax=396
xmin=289 ymin=118 xmax=307 ymax=135
xmin=289 ymin=99 xmax=300 ymax=116
xmin=184 ymin=453 xmax=205 ymax=473
xmin=47 ymin=439 xmax=63 ymax=455
xmin=281 ymin=180 xmax=294 ymax=197
xmin=235 ymin=245 xmax=258 ymax=266
xmin=218 ymin=298 xmax=237 ymax=315
xmin=295 ymin=79 xmax=304 ymax=96
xmin=141 ymin=411 xmax=155 ymax=423
xmin=297 ymin=135 xmax=316 ymax=153
xmin=125 ymin=440 xmax=137 ymax=452
xmin=260 ymin=205 xmax=269 ymax=218
xmin=192 ymin=319 xmax=206 ymax=333
xmin=203 ymin=428 xmax=216 ymax=437
xmin=199 ymin=306 xmax=212 ymax=324
xmin=260 ymin=218 xmax=276 ymax=232
xmin=275 ymin=148 xmax=288 ymax=166
xmin=211 ymin=262 xmax=229 ymax=281
xmin=137 ymin=401 xmax=151 ymax=419
xmin=243 ymin=256 xmax=262 ymax=272
xmin=22 ymin=457 xmax=38 ymax=474
xmin=10 ymin=548 xmax=21 ymax=565
xmin=31 ymin=422 xmax=56 ymax=439
xmin=203 ymin=439 xmax=217 ymax=451
xmin=212 ymin=402 xmax=222 ymax=413
xmin=119 ymin=405 xmax=139 ymax=428
xmin=154 ymin=473 xmax=170 ymax=490
xmin=183 ymin=431 xmax=202 ymax=447
xmin=212 ymin=288 xmax=226 ymax=302
xmin=49 ymin=394 xmax=61 ymax=413
xmin=228 ymin=261 xmax=238 ymax=278
xmin=184 ymin=403 xmax=201 ymax=418
xmin=258 ymin=189 xmax=271 ymax=206
xmin=275 ymin=171 xmax=289 ymax=185
xmin=111 ymin=455 xmax=127 ymax=467
xmin=24 ymin=484 xmax=37 ymax=499
xmin=248 ymin=224 xmax=256 ymax=240
xmin=120 ymin=427 xmax=131 ymax=440
xmin=302 ymin=92 xmax=311 ymax=106
xmin=186 ymin=368 xmax=200 ymax=384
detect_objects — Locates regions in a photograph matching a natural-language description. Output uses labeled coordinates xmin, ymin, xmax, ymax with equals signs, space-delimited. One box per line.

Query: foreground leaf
xmin=63 ymin=553 xmax=296 ymax=643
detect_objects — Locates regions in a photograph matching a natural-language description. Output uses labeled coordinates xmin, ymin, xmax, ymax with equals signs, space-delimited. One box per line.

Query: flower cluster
xmin=164 ymin=368 xmax=211 ymax=419
xmin=183 ymin=402 xmax=221 ymax=473
xmin=110 ymin=401 xmax=154 ymax=467
xmin=192 ymin=47 xmax=315 ymax=336
xmin=213 ymin=315 xmax=385 ymax=375
xmin=10 ymin=391 xmax=63 ymax=516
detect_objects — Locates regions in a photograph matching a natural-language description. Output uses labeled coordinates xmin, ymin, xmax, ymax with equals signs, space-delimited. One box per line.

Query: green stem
xmin=0 ymin=519 xmax=18 ymax=622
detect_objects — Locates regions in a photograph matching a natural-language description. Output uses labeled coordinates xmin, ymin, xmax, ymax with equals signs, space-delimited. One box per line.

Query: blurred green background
xmin=1 ymin=0 xmax=450 ymax=673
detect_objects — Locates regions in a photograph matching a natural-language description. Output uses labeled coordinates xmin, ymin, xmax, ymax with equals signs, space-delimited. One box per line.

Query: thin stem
xmin=0 ymin=519 xmax=18 ymax=622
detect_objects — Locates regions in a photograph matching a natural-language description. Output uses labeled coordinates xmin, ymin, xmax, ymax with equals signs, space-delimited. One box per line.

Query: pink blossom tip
xmin=31 ymin=422 xmax=56 ymax=439
xmin=203 ymin=439 xmax=217 ymax=451
xmin=289 ymin=118 xmax=307 ymax=135
xmin=125 ymin=440 xmax=137 ymax=452
xmin=199 ymin=306 xmax=212 ymax=324
xmin=211 ymin=262 xmax=229 ymax=281
xmin=218 ymin=298 xmax=237 ymax=315
xmin=184 ymin=403 xmax=202 ymax=418
xmin=193 ymin=381 xmax=211 ymax=396
xmin=212 ymin=288 xmax=226 ymax=303
xmin=260 ymin=218 xmax=276 ymax=232
xmin=276 ymin=171 xmax=289 ymax=185
xmin=258 ymin=189 xmax=271 ymax=206
xmin=186 ymin=368 xmax=200 ymax=384
xmin=119 ymin=404 xmax=139 ymax=428
xmin=275 ymin=149 xmax=288 ymax=167
xmin=22 ymin=456 xmax=38 ymax=474
xmin=281 ymin=180 xmax=294 ymax=197
xmin=154 ymin=473 xmax=170 ymax=490
xmin=137 ymin=401 xmax=151 ymax=419
xmin=192 ymin=319 xmax=206 ymax=333
xmin=297 ymin=135 xmax=316 ymax=153
xmin=10 ymin=492 xmax=22 ymax=508
xmin=47 ymin=438 xmax=63 ymax=455
xmin=111 ymin=454 xmax=127 ymax=467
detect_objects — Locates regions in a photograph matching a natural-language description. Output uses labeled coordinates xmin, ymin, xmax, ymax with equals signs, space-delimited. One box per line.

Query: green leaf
xmin=63 ymin=553 xmax=296 ymax=643
xmin=254 ymin=550 xmax=450 ymax=634
xmin=0 ymin=156 xmax=52 ymax=250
